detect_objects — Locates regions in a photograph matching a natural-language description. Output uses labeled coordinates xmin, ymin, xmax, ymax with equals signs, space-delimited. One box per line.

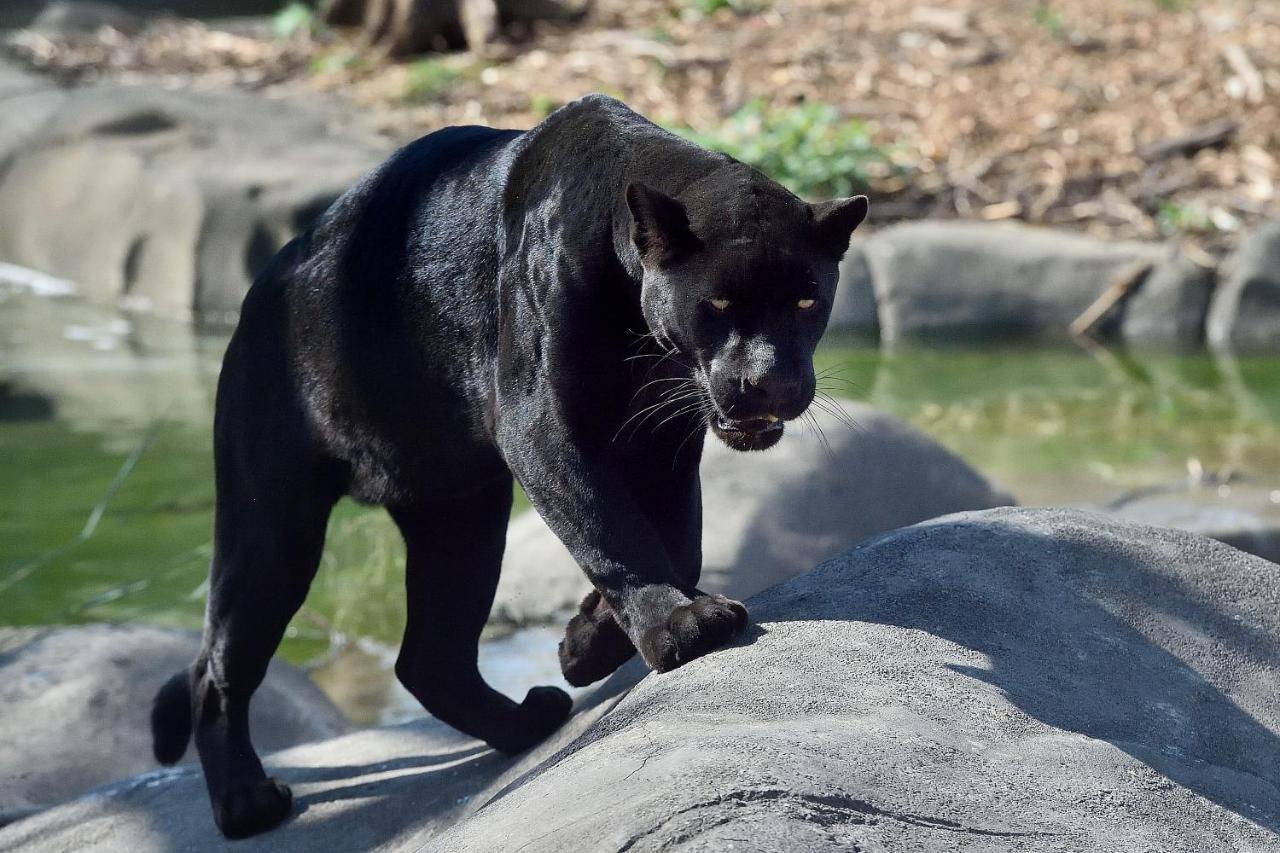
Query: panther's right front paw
xmin=639 ymin=593 xmax=749 ymax=673
xmin=214 ymin=777 xmax=293 ymax=839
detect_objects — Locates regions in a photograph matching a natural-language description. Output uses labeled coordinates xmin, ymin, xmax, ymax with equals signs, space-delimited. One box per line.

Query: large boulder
xmin=0 ymin=625 xmax=350 ymax=816
xmin=5 ymin=508 xmax=1279 ymax=851
xmin=453 ymin=507 xmax=1280 ymax=851
xmin=1101 ymin=481 xmax=1280 ymax=564
xmin=862 ymin=221 xmax=1164 ymax=344
xmin=1207 ymin=221 xmax=1280 ymax=353
xmin=494 ymin=400 xmax=1013 ymax=625
xmin=1 ymin=0 xmax=281 ymax=28
xmin=0 ymin=83 xmax=387 ymax=320
xmin=828 ymin=242 xmax=878 ymax=335
xmin=1120 ymin=252 xmax=1216 ymax=348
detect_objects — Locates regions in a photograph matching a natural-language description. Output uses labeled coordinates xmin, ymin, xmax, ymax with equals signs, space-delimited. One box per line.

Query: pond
xmin=4 ymin=285 xmax=1280 ymax=723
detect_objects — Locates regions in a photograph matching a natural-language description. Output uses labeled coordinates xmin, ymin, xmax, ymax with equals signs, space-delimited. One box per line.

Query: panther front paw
xmin=639 ymin=594 xmax=749 ymax=673
xmin=559 ymin=591 xmax=637 ymax=687
xmin=486 ymin=685 xmax=572 ymax=755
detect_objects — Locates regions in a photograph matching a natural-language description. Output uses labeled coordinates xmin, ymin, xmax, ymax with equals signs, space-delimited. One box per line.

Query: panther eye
xmin=708 ymin=298 xmax=731 ymax=311
xmin=797 ymin=298 xmax=817 ymax=310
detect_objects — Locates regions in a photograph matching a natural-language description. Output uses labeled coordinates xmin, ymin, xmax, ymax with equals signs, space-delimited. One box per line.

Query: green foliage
xmin=1153 ymin=0 xmax=1188 ymax=10
xmin=272 ymin=1 xmax=318 ymax=39
xmin=670 ymin=100 xmax=897 ymax=199
xmin=1033 ymin=3 xmax=1066 ymax=38
xmin=402 ymin=59 xmax=462 ymax=103
xmin=528 ymin=94 xmax=561 ymax=119
xmin=309 ymin=50 xmax=367 ymax=76
xmin=1156 ymin=200 xmax=1215 ymax=236
xmin=685 ymin=0 xmax=766 ymax=16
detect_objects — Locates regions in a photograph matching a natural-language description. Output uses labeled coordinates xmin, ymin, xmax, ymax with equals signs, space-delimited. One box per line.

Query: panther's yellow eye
xmin=797 ymin=298 xmax=817 ymax=310
xmin=708 ymin=298 xmax=731 ymax=311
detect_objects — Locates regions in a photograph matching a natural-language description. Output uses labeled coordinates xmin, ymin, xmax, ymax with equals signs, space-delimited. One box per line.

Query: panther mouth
xmin=710 ymin=413 xmax=785 ymax=452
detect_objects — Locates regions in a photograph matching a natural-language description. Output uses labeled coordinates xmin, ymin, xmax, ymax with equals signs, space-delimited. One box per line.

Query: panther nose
xmin=743 ymin=373 xmax=802 ymax=405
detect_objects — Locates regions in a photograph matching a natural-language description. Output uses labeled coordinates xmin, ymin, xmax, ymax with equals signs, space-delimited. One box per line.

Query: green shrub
xmin=272 ymin=1 xmax=318 ymax=39
xmin=685 ymin=0 xmax=766 ymax=16
xmin=402 ymin=59 xmax=462 ymax=102
xmin=528 ymin=94 xmax=561 ymax=119
xmin=309 ymin=50 xmax=367 ymax=75
xmin=669 ymin=100 xmax=898 ymax=199
xmin=1032 ymin=4 xmax=1067 ymax=38
xmin=1156 ymin=201 xmax=1219 ymax=236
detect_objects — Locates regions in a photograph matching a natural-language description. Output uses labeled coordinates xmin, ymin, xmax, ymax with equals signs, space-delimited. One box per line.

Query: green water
xmin=5 ymin=290 xmax=1280 ymax=719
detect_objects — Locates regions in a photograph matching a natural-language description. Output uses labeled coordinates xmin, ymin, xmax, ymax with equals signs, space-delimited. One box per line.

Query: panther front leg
xmin=504 ymin=431 xmax=748 ymax=682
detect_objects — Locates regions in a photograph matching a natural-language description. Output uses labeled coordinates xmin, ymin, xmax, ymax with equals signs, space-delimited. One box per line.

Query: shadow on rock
xmin=752 ymin=508 xmax=1280 ymax=836
xmin=435 ymin=508 xmax=1280 ymax=852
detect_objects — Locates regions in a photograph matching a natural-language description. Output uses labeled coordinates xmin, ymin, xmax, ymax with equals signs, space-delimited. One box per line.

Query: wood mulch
xmin=7 ymin=0 xmax=1278 ymax=254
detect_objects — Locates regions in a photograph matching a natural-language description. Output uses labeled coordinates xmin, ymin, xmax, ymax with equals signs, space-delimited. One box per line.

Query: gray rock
xmin=495 ymin=400 xmax=1013 ymax=625
xmin=442 ymin=508 xmax=1280 ymax=852
xmin=2 ymin=0 xmax=282 ymax=28
xmin=1102 ymin=481 xmax=1280 ymax=564
xmin=1121 ymin=253 xmax=1216 ymax=348
xmin=0 ymin=84 xmax=388 ymax=319
xmin=8 ymin=508 xmax=1279 ymax=851
xmin=0 ymin=57 xmax=56 ymax=163
xmin=1208 ymin=221 xmax=1280 ymax=353
xmin=863 ymin=221 xmax=1164 ymax=344
xmin=0 ymin=657 xmax=631 ymax=848
xmin=0 ymin=624 xmax=349 ymax=814
xmin=828 ymin=242 xmax=878 ymax=335
xmin=29 ymin=1 xmax=143 ymax=36
xmin=0 ymin=55 xmax=53 ymax=101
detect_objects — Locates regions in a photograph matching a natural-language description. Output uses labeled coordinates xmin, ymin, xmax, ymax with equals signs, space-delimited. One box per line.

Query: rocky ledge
xmin=834 ymin=219 xmax=1280 ymax=352
xmin=3 ymin=508 xmax=1277 ymax=851
xmin=0 ymin=57 xmax=387 ymax=321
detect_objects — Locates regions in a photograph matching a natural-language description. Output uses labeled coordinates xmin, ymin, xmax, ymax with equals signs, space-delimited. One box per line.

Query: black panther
xmin=149 ymin=94 xmax=868 ymax=839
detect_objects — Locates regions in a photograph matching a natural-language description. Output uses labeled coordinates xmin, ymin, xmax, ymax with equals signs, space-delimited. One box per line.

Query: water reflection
xmin=4 ymin=294 xmax=1280 ymax=723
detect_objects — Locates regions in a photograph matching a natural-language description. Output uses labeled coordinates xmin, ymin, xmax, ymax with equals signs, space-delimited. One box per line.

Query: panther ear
xmin=810 ymin=195 xmax=869 ymax=258
xmin=626 ymin=182 xmax=700 ymax=266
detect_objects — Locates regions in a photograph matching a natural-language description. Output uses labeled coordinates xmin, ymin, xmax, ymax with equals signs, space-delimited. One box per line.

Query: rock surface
xmin=5 ymin=508 xmax=1279 ymax=851
xmin=1208 ymin=221 xmax=1280 ymax=353
xmin=829 ymin=242 xmax=878 ymax=334
xmin=1102 ymin=481 xmax=1280 ymax=564
xmin=495 ymin=400 xmax=1013 ymax=625
xmin=862 ymin=221 xmax=1164 ymax=344
xmin=0 ymin=624 xmax=350 ymax=815
xmin=1 ymin=0 xmax=281 ymax=29
xmin=0 ymin=83 xmax=387 ymax=319
xmin=27 ymin=1 xmax=144 ymax=36
xmin=1121 ymin=253 xmax=1216 ymax=348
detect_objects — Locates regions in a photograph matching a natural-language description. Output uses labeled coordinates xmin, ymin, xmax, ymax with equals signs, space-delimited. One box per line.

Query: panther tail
xmin=151 ymin=669 xmax=193 ymax=765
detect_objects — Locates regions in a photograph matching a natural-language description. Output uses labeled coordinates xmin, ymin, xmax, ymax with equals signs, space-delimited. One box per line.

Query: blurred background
xmin=1 ymin=0 xmax=1279 ymax=726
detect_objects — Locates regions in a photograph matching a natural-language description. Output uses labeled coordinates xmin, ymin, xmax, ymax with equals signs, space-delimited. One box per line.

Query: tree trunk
xmin=323 ymin=0 xmax=586 ymax=57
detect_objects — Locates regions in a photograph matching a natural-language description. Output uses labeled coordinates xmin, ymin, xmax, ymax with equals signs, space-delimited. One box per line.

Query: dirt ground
xmin=7 ymin=0 xmax=1279 ymax=254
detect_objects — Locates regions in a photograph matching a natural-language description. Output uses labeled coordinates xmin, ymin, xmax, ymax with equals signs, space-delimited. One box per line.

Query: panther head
xmin=626 ymin=168 xmax=868 ymax=451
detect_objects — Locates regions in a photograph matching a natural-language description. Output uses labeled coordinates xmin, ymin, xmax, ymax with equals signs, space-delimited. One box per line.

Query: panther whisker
xmin=617 ymin=389 xmax=703 ymax=436
xmin=629 ymin=375 xmax=698 ymax=403
xmin=810 ymin=393 xmax=867 ymax=435
xmin=803 ymin=410 xmax=835 ymax=459
xmin=614 ymin=387 xmax=705 ymax=442
xmin=652 ymin=398 xmax=709 ymax=433
xmin=672 ymin=407 xmax=712 ymax=467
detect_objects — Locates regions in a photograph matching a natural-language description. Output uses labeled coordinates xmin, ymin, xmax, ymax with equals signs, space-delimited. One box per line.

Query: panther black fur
xmin=149 ymin=94 xmax=867 ymax=838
